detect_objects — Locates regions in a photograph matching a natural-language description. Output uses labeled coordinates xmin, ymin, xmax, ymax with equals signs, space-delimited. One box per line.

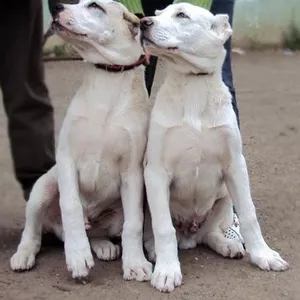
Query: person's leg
xmin=0 ymin=0 xmax=55 ymax=201
xmin=210 ymin=0 xmax=239 ymax=125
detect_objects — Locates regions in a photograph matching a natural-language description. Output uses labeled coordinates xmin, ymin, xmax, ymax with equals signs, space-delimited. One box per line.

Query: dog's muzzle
xmin=50 ymin=2 xmax=64 ymax=18
xmin=140 ymin=17 xmax=154 ymax=31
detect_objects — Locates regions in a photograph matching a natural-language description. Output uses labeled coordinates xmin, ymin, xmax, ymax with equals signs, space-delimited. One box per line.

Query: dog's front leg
xmin=224 ymin=154 xmax=289 ymax=271
xmin=57 ymin=151 xmax=94 ymax=280
xmin=144 ymin=166 xmax=182 ymax=292
xmin=121 ymin=169 xmax=153 ymax=282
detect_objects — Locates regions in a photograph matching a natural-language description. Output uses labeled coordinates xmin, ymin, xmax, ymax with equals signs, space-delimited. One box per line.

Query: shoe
xmin=224 ymin=213 xmax=244 ymax=244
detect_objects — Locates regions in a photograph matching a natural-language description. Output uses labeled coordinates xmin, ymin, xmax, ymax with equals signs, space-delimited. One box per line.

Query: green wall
xmin=233 ymin=0 xmax=300 ymax=47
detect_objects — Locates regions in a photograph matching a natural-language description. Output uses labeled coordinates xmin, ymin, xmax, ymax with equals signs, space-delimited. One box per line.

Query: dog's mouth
xmin=52 ymin=20 xmax=87 ymax=38
xmin=141 ymin=34 xmax=178 ymax=51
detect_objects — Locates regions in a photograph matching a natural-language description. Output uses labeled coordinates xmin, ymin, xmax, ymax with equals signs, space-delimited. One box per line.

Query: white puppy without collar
xmin=140 ymin=3 xmax=289 ymax=293
xmin=10 ymin=0 xmax=152 ymax=282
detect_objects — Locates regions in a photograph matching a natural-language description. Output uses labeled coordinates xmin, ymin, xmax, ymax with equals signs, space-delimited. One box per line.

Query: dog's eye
xmin=88 ymin=2 xmax=99 ymax=8
xmin=176 ymin=12 xmax=189 ymax=19
xmin=88 ymin=2 xmax=105 ymax=12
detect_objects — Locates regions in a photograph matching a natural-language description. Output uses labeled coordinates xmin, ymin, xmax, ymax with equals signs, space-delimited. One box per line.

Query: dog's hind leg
xmin=178 ymin=234 xmax=197 ymax=250
xmin=90 ymin=238 xmax=121 ymax=261
xmin=200 ymin=196 xmax=245 ymax=259
xmin=10 ymin=166 xmax=58 ymax=271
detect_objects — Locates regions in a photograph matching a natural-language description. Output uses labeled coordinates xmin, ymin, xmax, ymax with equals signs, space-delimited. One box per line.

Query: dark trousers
xmin=0 ymin=0 xmax=55 ymax=199
xmin=142 ymin=0 xmax=239 ymax=125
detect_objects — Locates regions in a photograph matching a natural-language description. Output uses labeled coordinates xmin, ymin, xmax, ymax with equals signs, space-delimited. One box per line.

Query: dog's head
xmin=51 ymin=0 xmax=142 ymax=65
xmin=140 ymin=3 xmax=232 ymax=74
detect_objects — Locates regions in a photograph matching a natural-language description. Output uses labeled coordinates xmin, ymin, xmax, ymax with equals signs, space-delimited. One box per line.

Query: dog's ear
xmin=212 ymin=14 xmax=232 ymax=43
xmin=123 ymin=11 xmax=140 ymax=38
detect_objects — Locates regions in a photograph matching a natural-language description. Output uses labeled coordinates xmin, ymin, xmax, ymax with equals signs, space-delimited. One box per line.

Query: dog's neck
xmin=161 ymin=54 xmax=232 ymax=128
xmin=75 ymin=62 xmax=145 ymax=108
xmin=165 ymin=49 xmax=226 ymax=77
xmin=94 ymin=55 xmax=146 ymax=73
xmin=164 ymin=60 xmax=224 ymax=101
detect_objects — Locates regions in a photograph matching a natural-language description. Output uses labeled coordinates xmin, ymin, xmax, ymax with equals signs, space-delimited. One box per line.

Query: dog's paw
xmin=151 ymin=261 xmax=182 ymax=293
xmin=65 ymin=240 xmax=94 ymax=281
xmin=178 ymin=236 xmax=197 ymax=250
xmin=217 ymin=239 xmax=245 ymax=259
xmin=205 ymin=232 xmax=244 ymax=259
xmin=249 ymin=247 xmax=289 ymax=271
xmin=91 ymin=239 xmax=120 ymax=261
xmin=10 ymin=245 xmax=38 ymax=271
xmin=123 ymin=257 xmax=153 ymax=282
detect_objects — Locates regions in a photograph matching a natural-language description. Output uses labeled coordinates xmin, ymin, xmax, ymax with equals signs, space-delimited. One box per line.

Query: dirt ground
xmin=0 ymin=52 xmax=299 ymax=300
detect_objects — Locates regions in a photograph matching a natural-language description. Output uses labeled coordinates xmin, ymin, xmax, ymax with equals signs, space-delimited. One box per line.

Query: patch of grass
xmin=43 ymin=42 xmax=80 ymax=59
xmin=52 ymin=44 xmax=68 ymax=57
xmin=43 ymin=48 xmax=52 ymax=56
xmin=283 ymin=23 xmax=300 ymax=51
xmin=43 ymin=44 xmax=68 ymax=57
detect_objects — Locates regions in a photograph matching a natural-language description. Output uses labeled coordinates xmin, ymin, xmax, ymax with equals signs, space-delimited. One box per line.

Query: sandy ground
xmin=0 ymin=52 xmax=299 ymax=300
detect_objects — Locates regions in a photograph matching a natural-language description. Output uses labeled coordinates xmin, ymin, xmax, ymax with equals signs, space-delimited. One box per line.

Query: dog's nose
xmin=51 ymin=3 xmax=65 ymax=17
xmin=140 ymin=17 xmax=154 ymax=31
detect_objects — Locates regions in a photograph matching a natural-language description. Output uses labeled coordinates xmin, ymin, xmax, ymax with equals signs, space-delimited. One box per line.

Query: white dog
xmin=10 ymin=0 xmax=152 ymax=282
xmin=140 ymin=3 xmax=289 ymax=293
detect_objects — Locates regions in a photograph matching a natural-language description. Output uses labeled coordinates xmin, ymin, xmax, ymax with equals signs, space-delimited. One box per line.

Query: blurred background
xmin=43 ymin=0 xmax=300 ymax=55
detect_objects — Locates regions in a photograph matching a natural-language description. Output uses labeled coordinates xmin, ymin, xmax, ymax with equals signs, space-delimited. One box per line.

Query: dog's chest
xmin=163 ymin=124 xmax=231 ymax=170
xmin=69 ymin=117 xmax=132 ymax=196
xmin=163 ymin=125 xmax=231 ymax=232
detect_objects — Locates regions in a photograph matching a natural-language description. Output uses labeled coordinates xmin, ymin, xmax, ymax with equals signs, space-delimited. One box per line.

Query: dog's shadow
xmin=3 ymin=228 xmax=251 ymax=289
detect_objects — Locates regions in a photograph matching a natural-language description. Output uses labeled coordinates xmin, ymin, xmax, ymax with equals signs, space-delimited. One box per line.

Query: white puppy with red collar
xmin=140 ymin=3 xmax=289 ymax=293
xmin=10 ymin=0 xmax=152 ymax=283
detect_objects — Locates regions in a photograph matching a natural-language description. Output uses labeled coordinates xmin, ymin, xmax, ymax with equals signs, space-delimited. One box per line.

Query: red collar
xmin=94 ymin=55 xmax=147 ymax=73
